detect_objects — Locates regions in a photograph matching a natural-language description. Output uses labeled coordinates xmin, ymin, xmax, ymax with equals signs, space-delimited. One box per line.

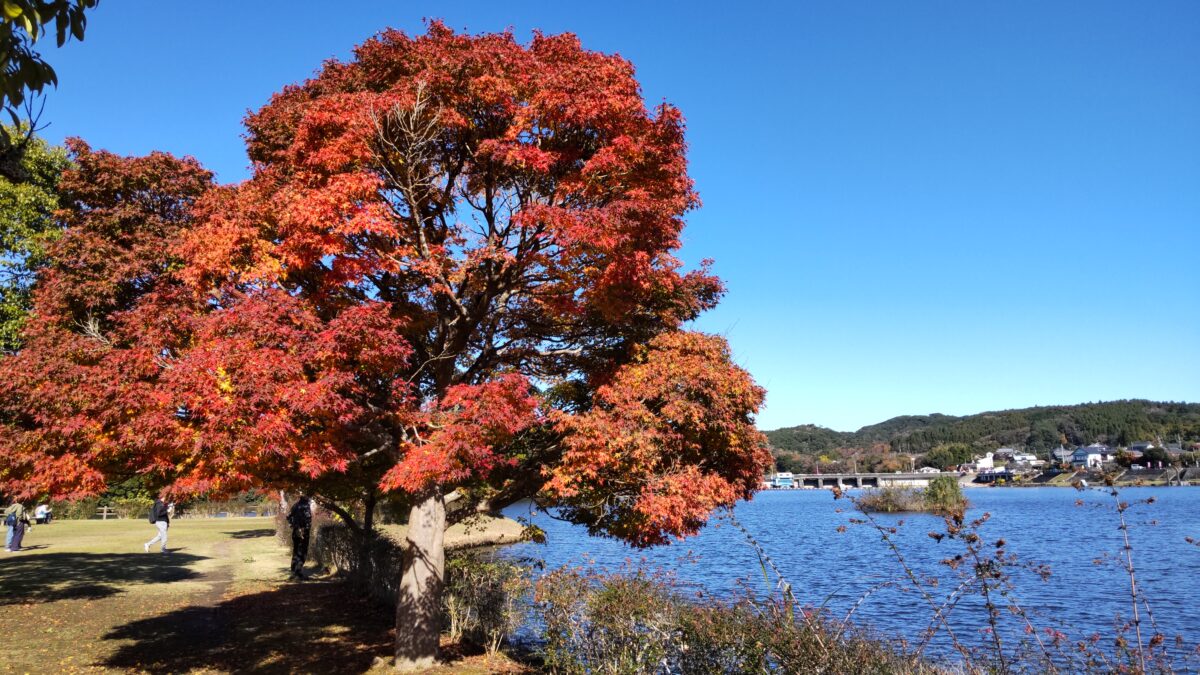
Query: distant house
xmin=1072 ymin=443 xmax=1114 ymax=468
xmin=994 ymin=448 xmax=1016 ymax=461
xmin=1051 ymin=446 xmax=1073 ymax=464
xmin=917 ymin=466 xmax=941 ymax=474
xmin=1129 ymin=441 xmax=1155 ymax=454
xmin=961 ymin=452 xmax=995 ymax=473
xmin=771 ymin=472 xmax=795 ymax=489
xmin=976 ymin=468 xmax=1014 ymax=483
xmin=1011 ymin=452 xmax=1045 ymax=469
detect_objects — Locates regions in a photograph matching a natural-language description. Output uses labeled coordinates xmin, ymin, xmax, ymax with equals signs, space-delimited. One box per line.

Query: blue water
xmin=501 ymin=487 xmax=1200 ymax=659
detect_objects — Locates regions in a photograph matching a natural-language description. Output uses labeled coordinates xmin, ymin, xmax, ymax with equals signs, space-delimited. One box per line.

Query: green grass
xmin=1046 ymin=472 xmax=1079 ymax=486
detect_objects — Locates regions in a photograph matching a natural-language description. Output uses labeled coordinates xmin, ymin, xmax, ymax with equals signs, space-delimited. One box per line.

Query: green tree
xmin=920 ymin=443 xmax=974 ymax=469
xmin=923 ymin=475 xmax=965 ymax=514
xmin=1144 ymin=447 xmax=1171 ymax=466
xmin=772 ymin=451 xmax=810 ymax=474
xmin=1026 ymin=419 xmax=1060 ymax=451
xmin=0 ymin=127 xmax=68 ymax=350
xmin=0 ymin=0 xmax=97 ymax=179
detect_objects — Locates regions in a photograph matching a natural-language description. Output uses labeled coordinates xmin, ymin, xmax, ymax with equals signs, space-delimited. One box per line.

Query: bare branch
xmin=75 ymin=314 xmax=112 ymax=348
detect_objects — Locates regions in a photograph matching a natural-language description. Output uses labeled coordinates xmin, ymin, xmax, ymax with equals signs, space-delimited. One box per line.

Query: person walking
xmin=286 ymin=495 xmax=312 ymax=580
xmin=3 ymin=500 xmax=16 ymax=551
xmin=144 ymin=497 xmax=170 ymax=553
xmin=5 ymin=501 xmax=30 ymax=552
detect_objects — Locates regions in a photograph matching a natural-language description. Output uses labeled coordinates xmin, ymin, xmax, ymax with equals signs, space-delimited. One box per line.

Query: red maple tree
xmin=0 ymin=24 xmax=771 ymax=669
xmin=0 ymin=139 xmax=213 ymax=500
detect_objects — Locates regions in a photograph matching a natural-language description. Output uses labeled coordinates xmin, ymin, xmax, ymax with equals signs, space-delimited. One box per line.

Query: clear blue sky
xmin=35 ymin=2 xmax=1200 ymax=431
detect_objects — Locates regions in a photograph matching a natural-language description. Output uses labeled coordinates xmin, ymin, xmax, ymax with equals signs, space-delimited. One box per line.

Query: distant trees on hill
xmin=919 ymin=444 xmax=975 ymax=470
xmin=765 ymin=400 xmax=1200 ymax=472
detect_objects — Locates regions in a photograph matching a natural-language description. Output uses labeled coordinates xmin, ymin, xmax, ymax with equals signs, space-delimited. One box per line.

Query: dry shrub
xmin=444 ymin=554 xmax=532 ymax=655
xmin=50 ymin=497 xmax=100 ymax=519
xmin=857 ymin=487 xmax=925 ymax=513
xmin=305 ymin=520 xmax=403 ymax=604
xmin=535 ymin=567 xmax=933 ymax=674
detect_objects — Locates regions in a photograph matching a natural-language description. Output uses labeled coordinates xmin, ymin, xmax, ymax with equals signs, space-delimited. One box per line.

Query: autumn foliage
xmin=0 ymin=21 xmax=772 ymax=667
xmin=0 ymin=140 xmax=212 ymax=499
xmin=549 ymin=331 xmax=767 ymax=546
xmin=0 ymin=32 xmax=769 ymax=663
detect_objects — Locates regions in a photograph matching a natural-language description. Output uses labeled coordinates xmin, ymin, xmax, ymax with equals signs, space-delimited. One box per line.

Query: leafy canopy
xmin=0 ymin=0 xmax=94 ymax=111
xmin=0 ymin=1 xmax=96 ymax=179
xmin=0 ymin=127 xmax=68 ymax=349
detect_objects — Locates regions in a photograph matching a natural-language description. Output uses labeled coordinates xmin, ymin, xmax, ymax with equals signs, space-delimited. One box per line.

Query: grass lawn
xmin=0 ymin=518 xmax=530 ymax=674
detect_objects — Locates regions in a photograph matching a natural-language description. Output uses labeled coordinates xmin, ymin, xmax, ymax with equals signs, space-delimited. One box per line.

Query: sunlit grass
xmin=1 ymin=517 xmax=532 ymax=673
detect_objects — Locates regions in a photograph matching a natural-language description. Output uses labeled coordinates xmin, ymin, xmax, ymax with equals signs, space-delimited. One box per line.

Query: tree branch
xmin=314 ymin=496 xmax=361 ymax=534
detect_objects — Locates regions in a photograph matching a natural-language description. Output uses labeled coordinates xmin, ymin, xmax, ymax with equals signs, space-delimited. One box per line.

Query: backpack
xmin=4 ymin=512 xmax=14 ymax=527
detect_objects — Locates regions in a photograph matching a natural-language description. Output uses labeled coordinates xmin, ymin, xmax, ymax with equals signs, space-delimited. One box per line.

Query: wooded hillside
xmin=766 ymin=400 xmax=1200 ymax=473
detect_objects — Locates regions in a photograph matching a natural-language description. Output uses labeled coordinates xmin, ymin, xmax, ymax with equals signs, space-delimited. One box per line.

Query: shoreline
xmin=759 ymin=475 xmax=1198 ymax=491
xmin=378 ymin=513 xmax=528 ymax=550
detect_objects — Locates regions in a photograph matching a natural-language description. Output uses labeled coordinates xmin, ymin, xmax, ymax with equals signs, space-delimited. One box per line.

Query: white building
xmin=961 ymin=452 xmax=995 ymax=472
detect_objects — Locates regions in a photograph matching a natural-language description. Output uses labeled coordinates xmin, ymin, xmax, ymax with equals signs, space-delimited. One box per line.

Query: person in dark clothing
xmin=5 ymin=501 xmax=30 ymax=552
xmin=286 ymin=495 xmax=312 ymax=580
xmin=144 ymin=497 xmax=170 ymax=553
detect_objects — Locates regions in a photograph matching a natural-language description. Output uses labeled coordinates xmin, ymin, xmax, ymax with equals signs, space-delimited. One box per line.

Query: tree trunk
xmin=394 ymin=490 xmax=445 ymax=671
xmin=364 ymin=491 xmax=377 ymax=534
xmin=359 ymin=492 xmax=378 ymax=588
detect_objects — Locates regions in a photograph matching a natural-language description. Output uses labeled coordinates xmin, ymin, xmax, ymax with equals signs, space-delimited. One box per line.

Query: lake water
xmin=501 ymin=486 xmax=1200 ymax=661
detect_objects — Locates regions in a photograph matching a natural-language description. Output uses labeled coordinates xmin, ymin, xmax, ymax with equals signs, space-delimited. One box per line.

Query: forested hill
xmin=765 ymin=400 xmax=1200 ymax=458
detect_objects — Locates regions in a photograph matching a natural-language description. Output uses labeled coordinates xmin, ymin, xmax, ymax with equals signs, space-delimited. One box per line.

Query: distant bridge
xmin=769 ymin=472 xmax=956 ymax=489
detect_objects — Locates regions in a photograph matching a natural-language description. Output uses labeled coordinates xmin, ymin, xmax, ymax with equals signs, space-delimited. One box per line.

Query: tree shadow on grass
xmin=224 ymin=528 xmax=276 ymax=539
xmin=102 ymin=579 xmax=394 ymax=674
xmin=0 ymin=552 xmax=204 ymax=605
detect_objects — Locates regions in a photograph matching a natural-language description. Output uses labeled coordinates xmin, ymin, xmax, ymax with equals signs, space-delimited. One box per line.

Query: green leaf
xmin=69 ymin=8 xmax=82 ymax=41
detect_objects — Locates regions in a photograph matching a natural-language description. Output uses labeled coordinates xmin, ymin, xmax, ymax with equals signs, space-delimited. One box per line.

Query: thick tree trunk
xmin=394 ymin=490 xmax=446 ymax=671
